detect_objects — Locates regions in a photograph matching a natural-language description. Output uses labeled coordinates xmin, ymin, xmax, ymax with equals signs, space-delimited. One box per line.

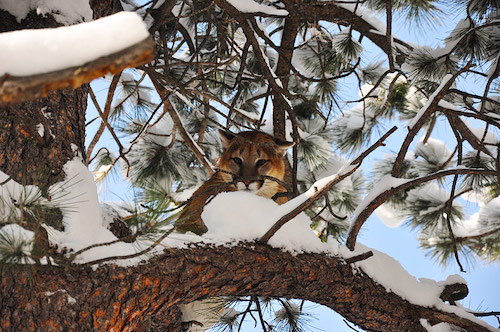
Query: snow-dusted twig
xmin=81 ymin=228 xmax=175 ymax=267
xmin=259 ymin=126 xmax=398 ymax=244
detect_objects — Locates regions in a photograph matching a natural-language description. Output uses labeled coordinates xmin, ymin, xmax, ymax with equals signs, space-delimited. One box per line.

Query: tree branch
xmin=0 ymin=243 xmax=493 ymax=332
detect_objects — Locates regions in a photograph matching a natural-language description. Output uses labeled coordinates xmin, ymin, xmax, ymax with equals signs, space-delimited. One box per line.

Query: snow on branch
xmin=0 ymin=12 xmax=153 ymax=105
xmin=224 ymin=0 xmax=288 ymax=16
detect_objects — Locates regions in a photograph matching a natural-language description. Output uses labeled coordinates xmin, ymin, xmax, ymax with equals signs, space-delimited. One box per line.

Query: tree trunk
xmin=0 ymin=0 xmax=119 ymax=260
xmin=0 ymin=243 xmax=490 ymax=332
xmin=0 ymin=1 xmax=117 ymax=193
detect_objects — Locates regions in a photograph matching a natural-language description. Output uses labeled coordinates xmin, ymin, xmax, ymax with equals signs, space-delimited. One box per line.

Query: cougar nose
xmin=243 ymin=179 xmax=253 ymax=186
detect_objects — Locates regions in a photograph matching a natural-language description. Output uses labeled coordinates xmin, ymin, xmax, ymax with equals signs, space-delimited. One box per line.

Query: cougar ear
xmin=274 ymin=138 xmax=295 ymax=156
xmin=218 ymin=129 xmax=236 ymax=149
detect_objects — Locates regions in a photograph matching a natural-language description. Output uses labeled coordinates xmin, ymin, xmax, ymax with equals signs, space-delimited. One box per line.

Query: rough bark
xmin=0 ymin=243 xmax=491 ymax=332
xmin=0 ymin=0 xmax=126 ymax=255
xmin=0 ymin=87 xmax=88 ymax=194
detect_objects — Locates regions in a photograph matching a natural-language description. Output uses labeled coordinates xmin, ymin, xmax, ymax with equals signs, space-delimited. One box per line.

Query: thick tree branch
xmin=0 ymin=38 xmax=154 ymax=106
xmin=0 ymin=243 xmax=492 ymax=332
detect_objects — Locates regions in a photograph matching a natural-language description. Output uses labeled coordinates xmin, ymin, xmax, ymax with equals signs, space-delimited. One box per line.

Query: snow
xmin=225 ymin=0 xmax=288 ymax=16
xmin=439 ymin=274 xmax=466 ymax=286
xmin=0 ymin=12 xmax=149 ymax=77
xmin=420 ymin=320 xmax=453 ymax=332
xmin=375 ymin=203 xmax=406 ymax=227
xmin=0 ymin=224 xmax=35 ymax=263
xmin=44 ymin=289 xmax=77 ymax=305
xmin=202 ymin=192 xmax=330 ymax=254
xmin=408 ymin=74 xmax=453 ymax=129
xmin=415 ymin=138 xmax=453 ymax=166
xmin=0 ymin=0 xmax=92 ymax=25
xmin=36 ymin=124 xmax=44 ymax=137
xmin=351 ymin=175 xmax=409 ymax=223
xmin=146 ymin=114 xmax=175 ymax=147
xmin=337 ymin=3 xmax=385 ymax=34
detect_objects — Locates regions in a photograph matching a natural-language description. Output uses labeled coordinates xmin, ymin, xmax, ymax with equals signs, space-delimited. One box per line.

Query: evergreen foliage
xmin=1 ymin=0 xmax=499 ymax=330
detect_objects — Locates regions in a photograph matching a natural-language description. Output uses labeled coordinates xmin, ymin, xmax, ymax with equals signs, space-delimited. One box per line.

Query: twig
xmin=86 ymin=73 xmax=121 ymax=165
xmin=147 ymin=70 xmax=215 ymax=175
xmin=81 ymin=228 xmax=175 ymax=267
xmin=344 ymin=251 xmax=373 ymax=264
xmin=385 ymin=0 xmax=394 ymax=71
xmin=444 ymin=175 xmax=465 ymax=272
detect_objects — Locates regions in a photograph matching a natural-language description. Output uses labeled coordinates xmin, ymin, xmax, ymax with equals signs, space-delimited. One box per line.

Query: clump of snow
xmin=202 ymin=192 xmax=333 ymax=254
xmin=420 ymin=319 xmax=453 ymax=332
xmin=145 ymin=114 xmax=175 ymax=147
xmin=0 ymin=224 xmax=35 ymax=263
xmin=0 ymin=12 xmax=149 ymax=77
xmin=45 ymin=159 xmax=117 ymax=250
xmin=0 ymin=0 xmax=92 ymax=25
xmin=415 ymin=138 xmax=452 ymax=166
xmin=408 ymin=74 xmax=453 ymax=129
xmin=375 ymin=203 xmax=406 ymax=228
xmin=225 ymin=0 xmax=288 ymax=16
xmin=439 ymin=274 xmax=467 ymax=286
xmin=351 ymin=175 xmax=409 ymax=223
xmin=44 ymin=289 xmax=77 ymax=305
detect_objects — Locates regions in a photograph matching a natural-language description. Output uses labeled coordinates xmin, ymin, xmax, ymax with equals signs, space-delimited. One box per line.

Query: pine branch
xmin=391 ymin=64 xmax=471 ymax=178
xmin=346 ymin=168 xmax=499 ymax=251
xmin=147 ymin=70 xmax=215 ymax=175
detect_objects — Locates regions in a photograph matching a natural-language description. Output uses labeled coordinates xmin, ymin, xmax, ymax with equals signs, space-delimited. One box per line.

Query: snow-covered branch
xmin=0 ymin=12 xmax=153 ymax=105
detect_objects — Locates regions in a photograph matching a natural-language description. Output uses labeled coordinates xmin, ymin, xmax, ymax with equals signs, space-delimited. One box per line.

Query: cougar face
xmin=217 ymin=130 xmax=294 ymax=198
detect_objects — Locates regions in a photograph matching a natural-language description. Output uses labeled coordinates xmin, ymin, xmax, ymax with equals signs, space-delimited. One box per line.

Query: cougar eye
xmin=256 ymin=159 xmax=268 ymax=167
xmin=231 ymin=157 xmax=242 ymax=165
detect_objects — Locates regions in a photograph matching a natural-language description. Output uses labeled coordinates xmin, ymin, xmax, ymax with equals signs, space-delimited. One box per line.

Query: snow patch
xmin=375 ymin=203 xmax=406 ymax=228
xmin=225 ymin=0 xmax=288 ymax=16
xmin=0 ymin=12 xmax=149 ymax=76
xmin=0 ymin=0 xmax=92 ymax=25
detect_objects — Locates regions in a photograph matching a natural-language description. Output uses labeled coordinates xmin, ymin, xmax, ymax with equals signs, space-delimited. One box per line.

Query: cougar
xmin=175 ymin=130 xmax=294 ymax=234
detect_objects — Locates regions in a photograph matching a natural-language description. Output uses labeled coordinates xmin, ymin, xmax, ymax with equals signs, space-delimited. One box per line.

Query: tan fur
xmin=175 ymin=131 xmax=294 ymax=235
